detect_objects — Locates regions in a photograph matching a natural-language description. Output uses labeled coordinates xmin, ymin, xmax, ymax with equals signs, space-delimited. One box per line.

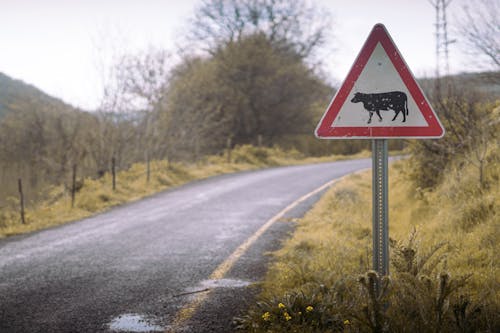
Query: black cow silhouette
xmin=351 ymin=91 xmax=409 ymax=124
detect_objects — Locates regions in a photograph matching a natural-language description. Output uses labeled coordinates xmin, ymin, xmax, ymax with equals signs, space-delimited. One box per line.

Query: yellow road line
xmin=166 ymin=170 xmax=367 ymax=332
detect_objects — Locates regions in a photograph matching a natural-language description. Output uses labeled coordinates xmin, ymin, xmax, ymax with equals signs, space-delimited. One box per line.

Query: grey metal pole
xmin=372 ymin=139 xmax=389 ymax=277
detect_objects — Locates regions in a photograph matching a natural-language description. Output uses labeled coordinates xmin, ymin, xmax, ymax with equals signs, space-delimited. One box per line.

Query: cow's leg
xmin=392 ymin=108 xmax=406 ymax=122
xmin=392 ymin=110 xmax=399 ymax=121
xmin=368 ymin=112 xmax=373 ymax=124
xmin=376 ymin=110 xmax=383 ymax=122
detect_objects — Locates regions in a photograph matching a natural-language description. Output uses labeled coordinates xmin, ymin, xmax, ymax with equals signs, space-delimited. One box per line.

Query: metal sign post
xmin=372 ymin=139 xmax=389 ymax=279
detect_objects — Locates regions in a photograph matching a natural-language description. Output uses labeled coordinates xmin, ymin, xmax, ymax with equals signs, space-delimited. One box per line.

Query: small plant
xmin=390 ymin=228 xmax=448 ymax=277
xmin=235 ymin=284 xmax=353 ymax=333
xmin=356 ymin=270 xmax=391 ymax=333
xmin=98 ymin=193 xmax=111 ymax=202
xmin=387 ymin=231 xmax=477 ymax=333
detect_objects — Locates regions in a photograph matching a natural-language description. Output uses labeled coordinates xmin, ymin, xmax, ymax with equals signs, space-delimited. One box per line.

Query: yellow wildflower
xmin=262 ymin=312 xmax=271 ymax=321
xmin=344 ymin=319 xmax=351 ymax=325
xmin=283 ymin=312 xmax=292 ymax=321
xmin=278 ymin=302 xmax=286 ymax=309
xmin=306 ymin=305 xmax=314 ymax=312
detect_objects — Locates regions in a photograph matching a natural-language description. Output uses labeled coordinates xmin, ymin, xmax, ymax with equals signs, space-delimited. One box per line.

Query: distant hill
xmin=451 ymin=71 xmax=500 ymax=95
xmin=1 ymin=70 xmax=497 ymax=121
xmin=0 ymin=72 xmax=78 ymax=118
xmin=418 ymin=71 xmax=500 ymax=98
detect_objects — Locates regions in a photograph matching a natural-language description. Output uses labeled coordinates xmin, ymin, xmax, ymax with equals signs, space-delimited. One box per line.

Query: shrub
xmin=408 ymin=93 xmax=497 ymax=190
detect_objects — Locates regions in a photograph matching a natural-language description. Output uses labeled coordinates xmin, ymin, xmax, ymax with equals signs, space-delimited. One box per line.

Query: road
xmin=0 ymin=159 xmax=371 ymax=332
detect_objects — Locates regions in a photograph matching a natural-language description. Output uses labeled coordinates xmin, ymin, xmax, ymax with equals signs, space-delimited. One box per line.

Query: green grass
xmin=237 ymin=153 xmax=499 ymax=332
xmin=0 ymin=145 xmax=370 ymax=238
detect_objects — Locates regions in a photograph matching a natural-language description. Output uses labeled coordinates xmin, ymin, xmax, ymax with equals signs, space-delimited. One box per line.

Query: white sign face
xmin=315 ymin=23 xmax=445 ymax=139
xmin=331 ymin=43 xmax=428 ymax=127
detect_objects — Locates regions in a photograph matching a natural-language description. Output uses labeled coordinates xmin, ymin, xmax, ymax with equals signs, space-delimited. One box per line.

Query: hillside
xmin=418 ymin=70 xmax=500 ymax=98
xmin=0 ymin=72 xmax=78 ymax=117
xmin=1 ymin=70 xmax=497 ymax=120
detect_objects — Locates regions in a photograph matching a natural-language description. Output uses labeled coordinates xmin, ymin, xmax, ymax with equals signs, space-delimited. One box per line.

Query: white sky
xmin=0 ymin=0 xmax=479 ymax=110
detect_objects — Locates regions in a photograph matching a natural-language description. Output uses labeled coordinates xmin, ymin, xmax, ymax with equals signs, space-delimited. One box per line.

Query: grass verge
xmin=237 ymin=158 xmax=499 ymax=332
xmin=0 ymin=145 xmax=370 ymax=238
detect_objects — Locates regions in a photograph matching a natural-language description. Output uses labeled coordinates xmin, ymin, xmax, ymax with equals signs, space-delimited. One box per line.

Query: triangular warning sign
xmin=315 ymin=23 xmax=445 ymax=139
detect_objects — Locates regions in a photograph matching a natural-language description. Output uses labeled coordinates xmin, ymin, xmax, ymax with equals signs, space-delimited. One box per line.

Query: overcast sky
xmin=0 ymin=0 xmax=479 ymax=110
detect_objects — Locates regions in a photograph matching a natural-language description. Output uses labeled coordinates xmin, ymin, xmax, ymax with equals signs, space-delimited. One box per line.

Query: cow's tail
xmin=405 ymin=98 xmax=409 ymax=116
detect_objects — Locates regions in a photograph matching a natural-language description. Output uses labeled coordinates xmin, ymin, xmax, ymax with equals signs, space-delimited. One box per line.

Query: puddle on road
xmin=108 ymin=313 xmax=163 ymax=332
xmin=108 ymin=280 xmax=251 ymax=331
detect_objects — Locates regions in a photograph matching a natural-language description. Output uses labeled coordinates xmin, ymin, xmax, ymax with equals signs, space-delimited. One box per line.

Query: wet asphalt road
xmin=0 ymin=159 xmax=371 ymax=333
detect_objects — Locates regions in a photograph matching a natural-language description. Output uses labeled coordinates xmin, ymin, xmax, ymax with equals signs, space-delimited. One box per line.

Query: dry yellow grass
xmin=261 ymin=157 xmax=499 ymax=300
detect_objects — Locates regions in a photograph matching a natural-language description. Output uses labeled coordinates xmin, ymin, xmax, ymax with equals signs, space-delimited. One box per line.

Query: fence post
xmin=257 ymin=134 xmax=263 ymax=147
xmin=146 ymin=151 xmax=151 ymax=183
xmin=71 ymin=163 xmax=77 ymax=208
xmin=194 ymin=139 xmax=200 ymax=162
xmin=112 ymin=157 xmax=116 ymax=191
xmin=226 ymin=137 xmax=232 ymax=163
xmin=18 ymin=178 xmax=25 ymax=224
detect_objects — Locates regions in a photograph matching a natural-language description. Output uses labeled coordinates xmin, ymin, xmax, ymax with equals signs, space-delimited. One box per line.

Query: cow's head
xmin=351 ymin=92 xmax=363 ymax=103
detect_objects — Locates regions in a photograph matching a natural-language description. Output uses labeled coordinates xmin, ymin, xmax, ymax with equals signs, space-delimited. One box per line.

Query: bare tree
xmin=187 ymin=0 xmax=332 ymax=59
xmin=114 ymin=47 xmax=171 ymax=112
xmin=456 ymin=0 xmax=499 ymax=69
xmin=113 ymin=48 xmax=173 ymax=161
xmin=91 ymin=40 xmax=171 ymax=174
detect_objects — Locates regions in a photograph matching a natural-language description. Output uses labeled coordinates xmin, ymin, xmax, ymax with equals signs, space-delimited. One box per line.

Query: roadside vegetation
xmin=0 ymin=145 xmax=369 ymax=238
xmin=236 ymin=98 xmax=499 ymax=332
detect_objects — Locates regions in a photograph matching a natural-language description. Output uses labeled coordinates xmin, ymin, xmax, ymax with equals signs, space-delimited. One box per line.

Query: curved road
xmin=0 ymin=159 xmax=370 ymax=332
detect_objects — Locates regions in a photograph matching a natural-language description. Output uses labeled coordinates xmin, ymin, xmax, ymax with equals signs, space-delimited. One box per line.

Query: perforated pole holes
xmin=372 ymin=139 xmax=389 ymax=293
